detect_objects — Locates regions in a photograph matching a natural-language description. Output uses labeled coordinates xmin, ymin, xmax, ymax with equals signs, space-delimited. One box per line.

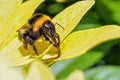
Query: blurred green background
xmin=33 ymin=0 xmax=120 ymax=80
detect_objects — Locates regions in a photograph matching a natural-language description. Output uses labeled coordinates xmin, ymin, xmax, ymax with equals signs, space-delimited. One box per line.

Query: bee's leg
xmin=53 ymin=33 xmax=61 ymax=59
xmin=18 ymin=30 xmax=23 ymax=40
xmin=17 ymin=30 xmax=28 ymax=49
xmin=32 ymin=45 xmax=38 ymax=55
xmin=23 ymin=42 xmax=28 ymax=49
xmin=45 ymin=35 xmax=60 ymax=59
xmin=51 ymin=33 xmax=61 ymax=59
xmin=44 ymin=36 xmax=53 ymax=44
xmin=26 ymin=36 xmax=39 ymax=56
xmin=54 ymin=47 xmax=61 ymax=59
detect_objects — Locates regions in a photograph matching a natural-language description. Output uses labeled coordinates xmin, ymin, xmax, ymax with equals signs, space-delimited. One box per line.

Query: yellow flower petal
xmin=0 ymin=0 xmax=22 ymax=47
xmin=57 ymin=25 xmax=120 ymax=60
xmin=66 ymin=70 xmax=85 ymax=80
xmin=0 ymin=0 xmax=22 ymax=27
xmin=0 ymin=38 xmax=34 ymax=66
xmin=24 ymin=61 xmax=55 ymax=80
xmin=42 ymin=0 xmax=95 ymax=59
xmin=52 ymin=0 xmax=95 ymax=41
xmin=0 ymin=55 xmax=24 ymax=80
xmin=0 ymin=0 xmax=95 ymax=66
xmin=0 ymin=37 xmax=52 ymax=66
xmin=0 ymin=0 xmax=44 ymax=49
xmin=0 ymin=68 xmax=24 ymax=80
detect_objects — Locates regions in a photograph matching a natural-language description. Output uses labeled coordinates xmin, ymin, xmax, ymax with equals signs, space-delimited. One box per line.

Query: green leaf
xmin=85 ymin=66 xmax=120 ymax=80
xmin=51 ymin=51 xmax=103 ymax=79
xmin=100 ymin=0 xmax=120 ymax=24
xmin=73 ymin=23 xmax=101 ymax=31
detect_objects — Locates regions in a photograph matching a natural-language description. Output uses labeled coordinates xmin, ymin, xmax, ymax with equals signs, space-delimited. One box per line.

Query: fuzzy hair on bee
xmin=17 ymin=13 xmax=61 ymax=59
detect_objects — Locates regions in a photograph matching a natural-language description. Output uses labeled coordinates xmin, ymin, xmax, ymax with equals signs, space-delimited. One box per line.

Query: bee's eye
xmin=44 ymin=22 xmax=50 ymax=28
xmin=44 ymin=21 xmax=54 ymax=29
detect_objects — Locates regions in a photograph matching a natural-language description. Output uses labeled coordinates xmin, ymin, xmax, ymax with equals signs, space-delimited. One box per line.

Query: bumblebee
xmin=18 ymin=13 xmax=61 ymax=59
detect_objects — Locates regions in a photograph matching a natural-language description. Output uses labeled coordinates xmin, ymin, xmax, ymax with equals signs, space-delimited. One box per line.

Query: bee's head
xmin=42 ymin=20 xmax=60 ymax=48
